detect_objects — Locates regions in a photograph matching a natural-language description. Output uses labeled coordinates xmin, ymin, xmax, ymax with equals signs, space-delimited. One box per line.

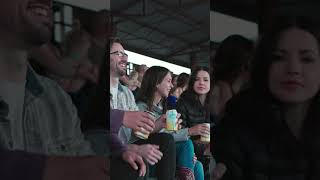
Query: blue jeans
xmin=176 ymin=139 xmax=204 ymax=180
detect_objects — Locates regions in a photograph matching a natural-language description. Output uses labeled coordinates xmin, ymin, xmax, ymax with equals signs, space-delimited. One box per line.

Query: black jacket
xmin=213 ymin=89 xmax=320 ymax=180
xmin=176 ymin=93 xmax=212 ymax=129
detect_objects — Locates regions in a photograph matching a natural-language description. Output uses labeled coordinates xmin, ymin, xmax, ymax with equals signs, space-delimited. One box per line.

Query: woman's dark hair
xmin=176 ymin=73 xmax=190 ymax=88
xmin=250 ymin=14 xmax=320 ymax=147
xmin=136 ymin=66 xmax=171 ymax=112
xmin=181 ymin=66 xmax=211 ymax=110
xmin=214 ymin=35 xmax=254 ymax=83
xmin=251 ymin=14 xmax=320 ymax=96
xmin=170 ymin=73 xmax=190 ymax=95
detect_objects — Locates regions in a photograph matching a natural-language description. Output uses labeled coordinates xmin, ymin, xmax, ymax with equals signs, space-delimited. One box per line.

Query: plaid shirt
xmin=110 ymin=83 xmax=138 ymax=144
xmin=0 ymin=67 xmax=93 ymax=156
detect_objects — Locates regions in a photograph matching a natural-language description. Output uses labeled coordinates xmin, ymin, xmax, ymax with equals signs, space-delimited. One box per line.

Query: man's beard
xmin=117 ymin=69 xmax=126 ymax=77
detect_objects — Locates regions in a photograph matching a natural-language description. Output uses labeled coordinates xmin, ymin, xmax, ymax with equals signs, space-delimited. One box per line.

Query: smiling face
xmin=110 ymin=42 xmax=128 ymax=77
xmin=268 ymin=28 xmax=320 ymax=104
xmin=0 ymin=0 xmax=53 ymax=47
xmin=156 ymin=72 xmax=173 ymax=98
xmin=193 ymin=70 xmax=210 ymax=95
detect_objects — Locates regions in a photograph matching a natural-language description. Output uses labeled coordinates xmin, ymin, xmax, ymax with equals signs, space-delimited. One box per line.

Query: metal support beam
xmin=173 ymin=45 xmax=210 ymax=57
xmin=112 ymin=0 xmax=141 ymax=12
xmin=117 ymin=29 xmax=172 ymax=50
xmin=167 ymin=38 xmax=209 ymax=58
xmin=151 ymin=0 xmax=209 ymax=34
xmin=123 ymin=15 xmax=193 ymax=45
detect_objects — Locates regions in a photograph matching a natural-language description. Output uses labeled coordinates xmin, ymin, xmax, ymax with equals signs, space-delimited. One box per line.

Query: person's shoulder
xmin=179 ymin=91 xmax=193 ymax=101
xmin=222 ymin=88 xmax=266 ymax=125
xmin=226 ymin=88 xmax=258 ymax=108
xmin=27 ymin=71 xmax=79 ymax=121
xmin=177 ymin=92 xmax=194 ymax=108
xmin=34 ymin=73 xmax=74 ymax=104
xmin=119 ymin=83 xmax=136 ymax=98
xmin=118 ymin=83 xmax=131 ymax=92
xmin=37 ymin=74 xmax=66 ymax=93
xmin=136 ymin=101 xmax=147 ymax=111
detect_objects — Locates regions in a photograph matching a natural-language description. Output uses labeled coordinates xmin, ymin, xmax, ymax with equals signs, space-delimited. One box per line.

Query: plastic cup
xmin=134 ymin=111 xmax=156 ymax=139
xmin=166 ymin=109 xmax=178 ymax=131
xmin=200 ymin=123 xmax=210 ymax=143
xmin=134 ymin=128 xmax=149 ymax=139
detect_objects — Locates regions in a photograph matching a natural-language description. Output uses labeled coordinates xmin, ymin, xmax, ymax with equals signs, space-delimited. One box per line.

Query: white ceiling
xmin=210 ymin=11 xmax=258 ymax=42
xmin=54 ymin=0 xmax=110 ymax=11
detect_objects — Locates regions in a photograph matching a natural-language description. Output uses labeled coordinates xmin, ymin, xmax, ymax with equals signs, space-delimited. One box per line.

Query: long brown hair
xmin=135 ymin=66 xmax=171 ymax=113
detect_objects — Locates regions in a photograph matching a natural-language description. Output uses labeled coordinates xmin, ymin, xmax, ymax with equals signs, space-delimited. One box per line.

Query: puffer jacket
xmin=213 ymin=89 xmax=320 ymax=180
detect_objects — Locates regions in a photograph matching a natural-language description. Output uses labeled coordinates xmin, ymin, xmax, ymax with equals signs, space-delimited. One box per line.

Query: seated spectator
xmin=172 ymin=74 xmax=178 ymax=87
xmin=136 ymin=66 xmax=204 ymax=180
xmin=213 ymin=14 xmax=320 ymax=179
xmin=136 ymin=64 xmax=148 ymax=83
xmin=109 ymin=37 xmax=176 ymax=180
xmin=77 ymin=57 xmax=150 ymax=179
xmin=0 ymin=1 xmax=147 ymax=179
xmin=177 ymin=66 xmax=212 ymax=179
xmin=0 ymin=100 xmax=146 ymax=180
xmin=167 ymin=72 xmax=190 ymax=109
xmin=128 ymin=70 xmax=141 ymax=96
xmin=210 ymin=35 xmax=254 ymax=122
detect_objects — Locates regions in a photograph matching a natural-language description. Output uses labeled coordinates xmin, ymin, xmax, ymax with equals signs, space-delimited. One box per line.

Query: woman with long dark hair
xmin=136 ymin=66 xmax=205 ymax=180
xmin=177 ymin=66 xmax=213 ymax=178
xmin=213 ymin=14 xmax=320 ymax=179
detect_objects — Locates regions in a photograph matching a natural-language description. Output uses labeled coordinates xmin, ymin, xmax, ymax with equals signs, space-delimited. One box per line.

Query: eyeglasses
xmin=110 ymin=51 xmax=128 ymax=58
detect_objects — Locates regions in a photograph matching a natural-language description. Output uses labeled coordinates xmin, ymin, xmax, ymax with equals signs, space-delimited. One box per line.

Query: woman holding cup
xmin=177 ymin=66 xmax=212 ymax=178
xmin=136 ymin=66 xmax=205 ymax=180
xmin=213 ymin=14 xmax=320 ymax=179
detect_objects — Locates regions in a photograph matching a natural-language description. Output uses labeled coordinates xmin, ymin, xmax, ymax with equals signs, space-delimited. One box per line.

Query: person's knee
xmin=182 ymin=139 xmax=195 ymax=153
xmin=176 ymin=139 xmax=195 ymax=157
xmin=194 ymin=161 xmax=205 ymax=179
xmin=153 ymin=133 xmax=175 ymax=157
xmin=153 ymin=133 xmax=175 ymax=147
xmin=194 ymin=160 xmax=204 ymax=172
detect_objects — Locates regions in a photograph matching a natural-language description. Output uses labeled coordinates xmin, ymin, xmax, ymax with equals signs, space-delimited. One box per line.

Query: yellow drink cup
xmin=200 ymin=123 xmax=210 ymax=143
